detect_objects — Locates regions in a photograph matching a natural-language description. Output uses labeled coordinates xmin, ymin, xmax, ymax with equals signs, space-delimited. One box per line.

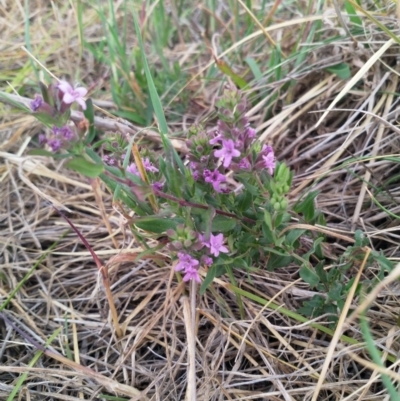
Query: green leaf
xmin=134 ymin=216 xmax=184 ymax=234
xmin=39 ymin=81 xmax=52 ymax=106
xmin=83 ymin=98 xmax=96 ymax=145
xmin=315 ymin=261 xmax=327 ymax=283
xmin=27 ymin=149 xmax=70 ymax=159
xmin=274 ymin=211 xmax=291 ymax=228
xmin=285 ymin=229 xmax=306 ymax=247
xmin=85 ymin=146 xmax=103 ymax=164
xmin=32 ymin=112 xmax=61 ymax=127
xmin=372 ymin=253 xmax=393 ymax=272
xmin=298 ymin=295 xmax=325 ymax=317
xmin=294 ymin=191 xmax=319 ymax=222
xmin=266 ymin=253 xmax=293 ymax=271
xmin=216 ymin=59 xmax=249 ymax=89
xmin=244 ymin=57 xmax=262 ymax=81
xmin=300 ymin=264 xmax=320 ymax=287
xmin=200 ymin=265 xmax=226 ymax=295
xmin=0 ymin=91 xmax=31 ymax=112
xmin=344 ymin=0 xmax=362 ymax=26
xmin=211 ymin=215 xmax=238 ymax=233
xmin=236 ymin=191 xmax=253 ymax=213
xmin=65 ymin=157 xmax=104 ymax=178
xmin=327 ymin=282 xmax=343 ymax=302
xmin=326 ymin=63 xmax=351 ymax=80
xmin=262 ymin=221 xmax=275 ymax=243
xmin=264 ymin=210 xmax=273 ymax=231
xmin=238 ymin=177 xmax=259 ymax=195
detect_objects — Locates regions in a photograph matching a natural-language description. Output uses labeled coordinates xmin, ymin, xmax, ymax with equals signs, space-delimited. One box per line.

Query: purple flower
xmin=246 ymin=127 xmax=256 ymax=139
xmin=143 ymin=158 xmax=159 ymax=173
xmin=232 ymin=127 xmax=241 ymax=138
xmin=182 ymin=266 xmax=201 ymax=283
xmin=47 ymin=138 xmax=62 ymax=152
xmin=261 ymin=145 xmax=276 ymax=175
xmin=30 ymin=95 xmax=43 ymax=112
xmin=127 ymin=163 xmax=139 ymax=176
xmin=208 ymin=134 xmax=223 ymax=145
xmin=57 ymin=81 xmax=87 ymax=110
xmin=238 ymin=157 xmax=251 ymax=170
xmin=204 ymin=233 xmax=229 ymax=257
xmin=192 ymin=170 xmax=200 ymax=181
xmin=200 ymin=255 xmax=213 ymax=266
xmin=175 ymin=252 xmax=199 ymax=271
xmin=203 ymin=169 xmax=226 ymax=192
xmin=53 ymin=125 xmax=74 ymax=140
xmin=152 ymin=181 xmax=163 ymax=191
xmin=214 ymin=139 xmax=241 ymax=168
xmin=38 ymin=134 xmax=47 ymax=145
xmin=175 ymin=252 xmax=201 ymax=283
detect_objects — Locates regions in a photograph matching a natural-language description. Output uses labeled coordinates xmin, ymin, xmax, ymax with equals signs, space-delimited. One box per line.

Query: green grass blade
xmin=0 ymin=233 xmax=67 ymax=312
xmin=132 ymin=13 xmax=168 ymax=137
xmin=360 ymin=312 xmax=400 ymax=398
xmin=6 ymin=326 xmax=62 ymax=401
xmin=229 ymin=284 xmax=398 ymax=363
xmin=24 ymin=0 xmax=39 ymax=80
xmin=132 ymin=11 xmax=185 ymax=173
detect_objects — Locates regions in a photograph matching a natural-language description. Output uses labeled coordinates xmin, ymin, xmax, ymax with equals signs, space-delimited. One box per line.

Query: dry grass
xmin=2 ymin=1 xmax=400 ymax=400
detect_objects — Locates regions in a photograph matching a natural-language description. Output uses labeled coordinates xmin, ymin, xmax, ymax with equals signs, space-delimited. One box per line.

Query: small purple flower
xmin=261 ymin=145 xmax=276 ymax=175
xmin=143 ymin=158 xmax=159 ymax=173
xmin=127 ymin=163 xmax=139 ymax=176
xmin=30 ymin=95 xmax=43 ymax=112
xmin=209 ymin=130 xmax=223 ymax=145
xmin=205 ymin=233 xmax=229 ymax=257
xmin=238 ymin=157 xmax=251 ymax=170
xmin=246 ymin=127 xmax=256 ymax=139
xmin=57 ymin=81 xmax=88 ymax=110
xmin=38 ymin=134 xmax=47 ymax=145
xmin=175 ymin=252 xmax=199 ymax=271
xmin=53 ymin=125 xmax=74 ymax=141
xmin=214 ymin=139 xmax=241 ymax=168
xmin=182 ymin=266 xmax=201 ymax=283
xmin=232 ymin=127 xmax=241 ymax=138
xmin=47 ymin=138 xmax=62 ymax=152
xmin=200 ymin=255 xmax=213 ymax=266
xmin=175 ymin=252 xmax=201 ymax=282
xmin=152 ymin=181 xmax=163 ymax=191
xmin=203 ymin=169 xmax=226 ymax=192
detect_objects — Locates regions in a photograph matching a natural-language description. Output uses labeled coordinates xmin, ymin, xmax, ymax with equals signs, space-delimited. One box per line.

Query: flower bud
xmin=171 ymin=240 xmax=183 ymax=250
xmin=183 ymin=239 xmax=192 ymax=248
xmin=166 ymin=229 xmax=176 ymax=238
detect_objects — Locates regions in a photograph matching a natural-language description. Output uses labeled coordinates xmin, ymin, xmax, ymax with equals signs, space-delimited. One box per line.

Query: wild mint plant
xmin=29 ymin=82 xmax=304 ymax=290
xmin=26 ymin=79 xmax=394 ymax=325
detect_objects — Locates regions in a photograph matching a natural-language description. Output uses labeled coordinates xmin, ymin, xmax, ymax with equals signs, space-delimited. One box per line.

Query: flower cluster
xmin=126 ymin=158 xmax=159 ymax=176
xmin=187 ymin=90 xmax=275 ymax=193
xmin=30 ymin=80 xmax=87 ymax=115
xmin=168 ymin=225 xmax=229 ymax=282
xmin=39 ymin=125 xmax=77 ymax=152
xmin=30 ymin=81 xmax=88 ymax=153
